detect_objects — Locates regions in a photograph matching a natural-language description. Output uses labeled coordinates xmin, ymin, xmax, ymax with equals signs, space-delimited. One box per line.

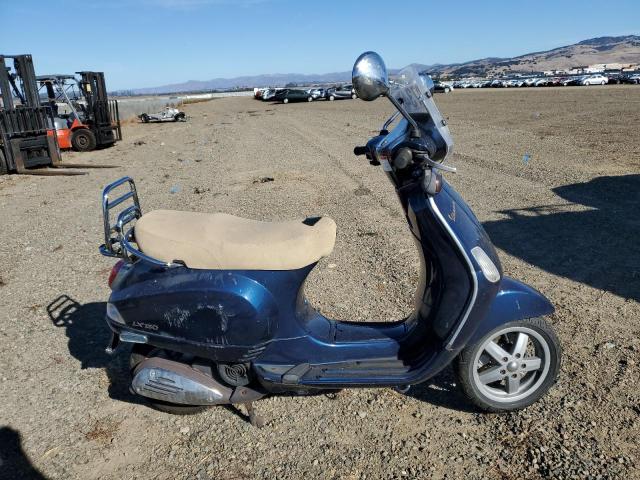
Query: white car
xmin=582 ymin=75 xmax=608 ymax=86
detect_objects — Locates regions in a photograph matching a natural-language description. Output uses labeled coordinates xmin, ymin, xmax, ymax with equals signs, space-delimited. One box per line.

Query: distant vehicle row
xmin=451 ymin=72 xmax=640 ymax=89
xmin=254 ymin=85 xmax=358 ymax=103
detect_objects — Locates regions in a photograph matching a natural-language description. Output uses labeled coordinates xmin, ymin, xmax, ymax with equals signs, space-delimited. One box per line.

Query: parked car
xmin=274 ymin=89 xmax=312 ymax=103
xmin=620 ymin=72 xmax=640 ymax=84
xmin=326 ymin=84 xmax=357 ymax=100
xmin=262 ymin=88 xmax=279 ymax=101
xmin=533 ymin=78 xmax=548 ymax=87
xmin=434 ymin=81 xmax=453 ymax=93
xmin=582 ymin=74 xmax=608 ymax=86
xmin=562 ymin=76 xmax=584 ymax=86
xmin=309 ymin=88 xmax=325 ymax=100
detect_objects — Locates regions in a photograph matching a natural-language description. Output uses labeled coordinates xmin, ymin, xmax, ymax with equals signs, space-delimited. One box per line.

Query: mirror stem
xmin=387 ymin=95 xmax=421 ymax=138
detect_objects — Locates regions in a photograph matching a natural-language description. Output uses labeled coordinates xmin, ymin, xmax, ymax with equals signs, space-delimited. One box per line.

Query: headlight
xmin=471 ymin=246 xmax=501 ymax=283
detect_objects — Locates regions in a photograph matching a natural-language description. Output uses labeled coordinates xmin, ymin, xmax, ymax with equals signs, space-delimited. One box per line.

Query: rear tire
xmin=307 ymin=96 xmax=313 ymax=102
xmin=329 ymin=95 xmax=335 ymax=101
xmin=283 ymin=98 xmax=289 ymax=104
xmin=129 ymin=344 xmax=209 ymax=415
xmin=71 ymin=129 xmax=97 ymax=152
xmin=455 ymin=317 xmax=561 ymax=412
xmin=173 ymin=112 xmax=186 ymax=122
xmin=351 ymin=93 xmax=357 ymax=99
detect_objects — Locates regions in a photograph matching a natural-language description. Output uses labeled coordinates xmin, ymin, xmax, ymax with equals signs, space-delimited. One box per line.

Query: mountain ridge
xmin=126 ymin=35 xmax=639 ymax=94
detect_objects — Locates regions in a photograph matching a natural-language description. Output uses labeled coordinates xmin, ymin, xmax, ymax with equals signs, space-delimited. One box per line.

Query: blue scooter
xmin=99 ymin=52 xmax=561 ymax=421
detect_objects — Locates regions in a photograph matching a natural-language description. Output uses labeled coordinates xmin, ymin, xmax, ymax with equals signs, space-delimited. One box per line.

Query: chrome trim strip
xmin=428 ymin=196 xmax=478 ymax=350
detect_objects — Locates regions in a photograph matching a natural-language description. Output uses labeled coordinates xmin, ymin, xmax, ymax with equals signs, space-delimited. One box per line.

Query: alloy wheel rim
xmin=472 ymin=326 xmax=551 ymax=403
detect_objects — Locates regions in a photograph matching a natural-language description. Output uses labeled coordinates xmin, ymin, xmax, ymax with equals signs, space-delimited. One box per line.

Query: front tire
xmin=0 ymin=149 xmax=8 ymax=175
xmin=129 ymin=345 xmax=209 ymax=415
xmin=329 ymin=95 xmax=335 ymax=101
xmin=283 ymin=98 xmax=289 ymax=104
xmin=71 ymin=128 xmax=97 ymax=152
xmin=455 ymin=317 xmax=561 ymax=412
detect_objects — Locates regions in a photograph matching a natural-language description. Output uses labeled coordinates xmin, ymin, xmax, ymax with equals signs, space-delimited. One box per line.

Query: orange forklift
xmin=38 ymin=71 xmax=122 ymax=151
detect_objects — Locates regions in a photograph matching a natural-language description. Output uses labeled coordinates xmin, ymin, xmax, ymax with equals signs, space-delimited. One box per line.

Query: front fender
xmin=468 ymin=276 xmax=554 ymax=345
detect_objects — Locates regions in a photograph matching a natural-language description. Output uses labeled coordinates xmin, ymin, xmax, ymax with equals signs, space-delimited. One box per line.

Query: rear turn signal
xmin=108 ymin=260 xmax=125 ymax=288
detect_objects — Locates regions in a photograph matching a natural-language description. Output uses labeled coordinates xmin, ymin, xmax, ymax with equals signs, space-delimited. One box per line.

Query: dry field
xmin=0 ymin=85 xmax=639 ymax=480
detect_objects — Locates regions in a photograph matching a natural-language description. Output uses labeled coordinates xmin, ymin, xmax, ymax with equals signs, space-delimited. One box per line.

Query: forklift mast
xmin=76 ymin=71 xmax=122 ymax=145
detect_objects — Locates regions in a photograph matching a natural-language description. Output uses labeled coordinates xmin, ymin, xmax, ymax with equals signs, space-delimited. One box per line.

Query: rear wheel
xmin=129 ymin=344 xmax=209 ymax=415
xmin=601 ymin=81 xmax=605 ymax=85
xmin=329 ymin=95 xmax=335 ymax=101
xmin=71 ymin=128 xmax=97 ymax=152
xmin=351 ymin=93 xmax=357 ymax=99
xmin=456 ymin=317 xmax=561 ymax=412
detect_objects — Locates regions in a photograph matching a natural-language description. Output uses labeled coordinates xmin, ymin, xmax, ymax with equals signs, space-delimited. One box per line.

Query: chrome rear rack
xmin=99 ymin=177 xmax=176 ymax=267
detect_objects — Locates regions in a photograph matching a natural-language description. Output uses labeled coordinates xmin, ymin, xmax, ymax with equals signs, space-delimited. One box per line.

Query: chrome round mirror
xmin=352 ymin=51 xmax=389 ymax=101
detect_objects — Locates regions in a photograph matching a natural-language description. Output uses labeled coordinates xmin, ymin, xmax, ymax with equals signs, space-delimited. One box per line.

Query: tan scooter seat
xmin=134 ymin=210 xmax=336 ymax=270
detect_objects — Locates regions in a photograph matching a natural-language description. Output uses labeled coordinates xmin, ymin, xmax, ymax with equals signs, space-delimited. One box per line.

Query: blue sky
xmin=1 ymin=0 xmax=638 ymax=90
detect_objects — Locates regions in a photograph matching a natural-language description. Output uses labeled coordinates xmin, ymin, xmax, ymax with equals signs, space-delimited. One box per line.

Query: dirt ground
xmin=0 ymin=85 xmax=639 ymax=480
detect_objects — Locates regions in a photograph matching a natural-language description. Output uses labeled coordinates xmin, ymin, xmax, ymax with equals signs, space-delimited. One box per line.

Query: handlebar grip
xmin=353 ymin=146 xmax=367 ymax=156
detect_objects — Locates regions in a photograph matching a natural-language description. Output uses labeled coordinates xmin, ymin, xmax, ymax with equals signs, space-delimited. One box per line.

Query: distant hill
xmin=128 ymin=35 xmax=639 ymax=94
xmin=428 ymin=35 xmax=640 ymax=77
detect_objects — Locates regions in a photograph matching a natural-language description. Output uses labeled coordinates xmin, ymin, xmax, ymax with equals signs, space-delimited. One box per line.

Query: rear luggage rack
xmin=100 ymin=177 xmax=177 ymax=267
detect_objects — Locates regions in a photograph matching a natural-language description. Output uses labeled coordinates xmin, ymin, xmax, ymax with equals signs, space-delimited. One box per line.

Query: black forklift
xmin=0 ymin=54 xmax=115 ymax=175
xmin=0 ymin=54 xmax=66 ymax=175
xmin=37 ymin=71 xmax=122 ymax=152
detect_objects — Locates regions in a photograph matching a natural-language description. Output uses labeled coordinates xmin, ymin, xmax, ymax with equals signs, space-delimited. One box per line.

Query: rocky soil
xmin=0 ymin=85 xmax=638 ymax=479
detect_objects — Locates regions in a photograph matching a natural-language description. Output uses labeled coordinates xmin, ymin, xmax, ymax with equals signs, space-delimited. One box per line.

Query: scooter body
xmin=106 ymin=177 xmax=552 ymax=390
xmin=100 ymin=52 xmax=560 ymax=414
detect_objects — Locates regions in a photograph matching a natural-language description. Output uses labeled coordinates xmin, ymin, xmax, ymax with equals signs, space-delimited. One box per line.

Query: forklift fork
xmin=10 ymin=137 xmax=117 ymax=176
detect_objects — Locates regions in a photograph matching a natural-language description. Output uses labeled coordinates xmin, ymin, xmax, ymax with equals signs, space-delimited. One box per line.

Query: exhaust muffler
xmin=131 ymin=357 xmax=233 ymax=405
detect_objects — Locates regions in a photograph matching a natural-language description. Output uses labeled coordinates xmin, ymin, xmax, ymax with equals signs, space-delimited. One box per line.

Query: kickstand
xmin=245 ymin=402 xmax=265 ymax=428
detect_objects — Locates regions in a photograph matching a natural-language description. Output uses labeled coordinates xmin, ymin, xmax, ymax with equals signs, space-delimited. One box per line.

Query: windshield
xmin=388 ymin=65 xmax=453 ymax=162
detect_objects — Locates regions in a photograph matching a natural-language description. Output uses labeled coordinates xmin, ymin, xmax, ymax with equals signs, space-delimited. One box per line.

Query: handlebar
xmin=353 ymin=146 xmax=367 ymax=156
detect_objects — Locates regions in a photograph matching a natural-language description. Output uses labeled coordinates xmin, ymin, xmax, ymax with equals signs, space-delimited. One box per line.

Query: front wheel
xmin=455 ymin=317 xmax=561 ymax=412
xmin=283 ymin=98 xmax=289 ymax=104
xmin=0 ymin=149 xmax=8 ymax=175
xmin=71 ymin=128 xmax=97 ymax=152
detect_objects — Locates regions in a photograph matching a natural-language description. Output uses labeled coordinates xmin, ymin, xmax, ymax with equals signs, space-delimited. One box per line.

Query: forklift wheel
xmin=0 ymin=149 xmax=8 ymax=175
xmin=71 ymin=129 xmax=97 ymax=152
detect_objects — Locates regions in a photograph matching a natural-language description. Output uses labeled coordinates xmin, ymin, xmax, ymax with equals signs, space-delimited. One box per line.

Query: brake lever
xmin=414 ymin=153 xmax=457 ymax=173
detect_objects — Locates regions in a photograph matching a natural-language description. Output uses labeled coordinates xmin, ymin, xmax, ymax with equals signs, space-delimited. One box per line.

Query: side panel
xmin=467 ymin=276 xmax=555 ymax=345
xmin=108 ymin=263 xmax=310 ymax=361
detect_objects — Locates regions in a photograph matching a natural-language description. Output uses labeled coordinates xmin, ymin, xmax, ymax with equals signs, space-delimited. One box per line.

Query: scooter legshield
xmin=465 ymin=276 xmax=555 ymax=346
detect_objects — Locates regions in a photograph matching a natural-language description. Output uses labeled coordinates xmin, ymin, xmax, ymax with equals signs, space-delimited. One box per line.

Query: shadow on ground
xmin=47 ymin=295 xmax=142 ymax=406
xmin=483 ymin=174 xmax=640 ymax=302
xmin=0 ymin=427 xmax=48 ymax=480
